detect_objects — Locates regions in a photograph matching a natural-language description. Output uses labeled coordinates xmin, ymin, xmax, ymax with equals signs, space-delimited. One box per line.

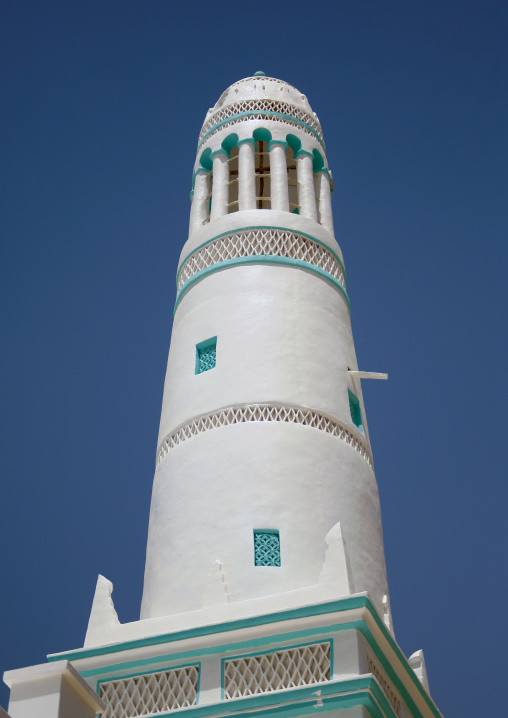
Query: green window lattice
xmin=195 ymin=337 xmax=217 ymax=374
xmin=254 ymin=530 xmax=281 ymax=567
xmin=348 ymin=390 xmax=363 ymax=432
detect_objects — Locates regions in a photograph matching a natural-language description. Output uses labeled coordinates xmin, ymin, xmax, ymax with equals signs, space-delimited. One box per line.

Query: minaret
xmin=140 ymin=71 xmax=391 ymax=627
xmin=4 ymin=73 xmax=443 ymax=718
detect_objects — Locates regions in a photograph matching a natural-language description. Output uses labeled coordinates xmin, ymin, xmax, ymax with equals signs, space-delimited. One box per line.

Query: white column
xmin=210 ymin=151 xmax=229 ymax=221
xmin=238 ymin=139 xmax=256 ymax=210
xmin=317 ymin=171 xmax=334 ymax=235
xmin=269 ymin=141 xmax=289 ymax=212
xmin=297 ymin=152 xmax=317 ymax=222
xmin=189 ymin=170 xmax=210 ymax=234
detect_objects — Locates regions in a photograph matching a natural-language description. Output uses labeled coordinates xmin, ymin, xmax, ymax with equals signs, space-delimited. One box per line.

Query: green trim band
xmin=78 ymin=618 xmax=433 ymax=718
xmin=49 ymin=596 xmax=366 ymax=662
xmin=98 ymin=677 xmax=395 ymax=718
xmin=237 ymin=138 xmax=257 ymax=148
xmin=49 ymin=595 xmax=441 ymax=718
xmin=177 ymin=226 xmax=346 ymax=288
xmin=173 ymin=256 xmax=350 ymax=315
xmin=81 ymin=626 xmax=356 ymax=680
xmin=198 ymin=111 xmax=326 ymax=153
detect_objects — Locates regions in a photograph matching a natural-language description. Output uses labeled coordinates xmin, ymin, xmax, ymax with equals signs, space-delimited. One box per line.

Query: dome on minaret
xmin=201 ymin=73 xmax=322 ymax=137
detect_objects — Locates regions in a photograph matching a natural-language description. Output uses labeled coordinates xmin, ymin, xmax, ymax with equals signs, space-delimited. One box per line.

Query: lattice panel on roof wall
xmin=156 ymin=403 xmax=373 ymax=468
xmin=99 ymin=665 xmax=199 ymax=718
xmin=224 ymin=642 xmax=331 ymax=699
xmin=367 ymin=655 xmax=401 ymax=717
xmin=199 ymin=99 xmax=323 ymax=143
xmin=177 ymin=229 xmax=344 ymax=293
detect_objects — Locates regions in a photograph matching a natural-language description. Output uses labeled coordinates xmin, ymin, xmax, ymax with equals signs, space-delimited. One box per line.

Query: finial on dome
xmin=254 ymin=70 xmax=266 ymax=77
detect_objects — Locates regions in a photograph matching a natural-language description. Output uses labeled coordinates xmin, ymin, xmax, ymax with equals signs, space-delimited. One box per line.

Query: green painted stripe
xmin=176 ymin=226 xmax=346 ymax=289
xmin=198 ymin=111 xmax=326 ymax=153
xmin=81 ymin=626 xmax=356 ymax=680
xmin=49 ymin=596 xmax=367 ymax=663
xmin=135 ymin=681 xmax=389 ymax=718
xmin=50 ymin=594 xmax=441 ymax=718
xmin=81 ymin=625 xmax=355 ymax=680
xmin=174 ymin=256 xmax=350 ymax=316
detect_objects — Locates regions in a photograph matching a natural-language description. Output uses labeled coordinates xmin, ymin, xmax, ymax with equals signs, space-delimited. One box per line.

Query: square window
xmin=195 ymin=337 xmax=217 ymax=374
xmin=348 ymin=390 xmax=364 ymax=432
xmin=254 ymin=530 xmax=281 ymax=567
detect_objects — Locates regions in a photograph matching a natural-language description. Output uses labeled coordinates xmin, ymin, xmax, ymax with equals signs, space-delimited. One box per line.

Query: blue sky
xmin=0 ymin=1 xmax=506 ymax=715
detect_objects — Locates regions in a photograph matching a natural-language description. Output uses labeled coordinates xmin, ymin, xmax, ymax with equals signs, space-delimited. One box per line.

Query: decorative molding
xmin=199 ymin=99 xmax=323 ymax=145
xmin=49 ymin=595 xmax=441 ymax=718
xmin=223 ymin=641 xmax=331 ymax=699
xmin=98 ymin=664 xmax=199 ymax=718
xmin=367 ymin=654 xmax=401 ymax=717
xmin=156 ymin=403 xmax=372 ymax=468
xmin=177 ymin=228 xmax=345 ymax=293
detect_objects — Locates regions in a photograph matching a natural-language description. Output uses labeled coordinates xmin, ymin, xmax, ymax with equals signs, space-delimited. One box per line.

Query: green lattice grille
xmin=348 ymin=390 xmax=363 ymax=431
xmin=254 ymin=530 xmax=281 ymax=566
xmin=196 ymin=338 xmax=216 ymax=374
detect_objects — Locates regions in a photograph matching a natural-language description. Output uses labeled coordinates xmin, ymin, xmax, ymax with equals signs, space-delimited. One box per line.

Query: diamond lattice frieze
xmin=224 ymin=642 xmax=331 ymax=699
xmin=99 ymin=665 xmax=199 ymax=718
xmin=200 ymin=99 xmax=323 ymax=144
xmin=177 ymin=229 xmax=345 ymax=293
xmin=156 ymin=403 xmax=372 ymax=468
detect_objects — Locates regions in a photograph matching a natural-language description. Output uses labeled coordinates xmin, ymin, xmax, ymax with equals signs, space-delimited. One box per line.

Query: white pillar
xmin=297 ymin=152 xmax=317 ymax=222
xmin=269 ymin=140 xmax=289 ymax=212
xmin=317 ymin=171 xmax=334 ymax=235
xmin=238 ymin=139 xmax=256 ymax=211
xmin=210 ymin=151 xmax=229 ymax=221
xmin=189 ymin=171 xmax=210 ymax=234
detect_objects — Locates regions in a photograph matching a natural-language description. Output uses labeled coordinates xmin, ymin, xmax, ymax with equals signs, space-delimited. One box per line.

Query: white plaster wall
xmin=142 ymin=423 xmax=389 ymax=621
xmin=158 ymin=265 xmax=359 ymax=447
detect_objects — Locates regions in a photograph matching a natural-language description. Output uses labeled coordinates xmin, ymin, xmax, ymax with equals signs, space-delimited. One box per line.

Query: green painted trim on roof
xmin=49 ymin=594 xmax=441 ymax=718
xmin=198 ymin=111 xmax=326 ymax=153
xmin=49 ymin=596 xmax=367 ymax=663
xmin=176 ymin=226 xmax=346 ymax=288
xmin=95 ymin=678 xmax=393 ymax=718
xmin=173 ymin=256 xmax=350 ymax=315
xmin=81 ymin=625 xmax=355 ymax=680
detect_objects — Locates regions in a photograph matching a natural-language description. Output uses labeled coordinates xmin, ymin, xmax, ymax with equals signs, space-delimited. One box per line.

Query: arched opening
xmin=286 ymin=145 xmax=299 ymax=213
xmin=197 ymin=148 xmax=213 ymax=225
xmin=312 ymin=150 xmax=326 ymax=225
xmin=227 ymin=145 xmax=239 ymax=213
xmin=253 ymin=128 xmax=272 ymax=209
xmin=221 ymin=134 xmax=240 ymax=214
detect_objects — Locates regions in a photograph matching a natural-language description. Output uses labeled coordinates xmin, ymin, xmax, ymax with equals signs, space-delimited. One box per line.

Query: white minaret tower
xmin=140 ymin=71 xmax=391 ymax=627
xmin=4 ymin=73 xmax=442 ymax=718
